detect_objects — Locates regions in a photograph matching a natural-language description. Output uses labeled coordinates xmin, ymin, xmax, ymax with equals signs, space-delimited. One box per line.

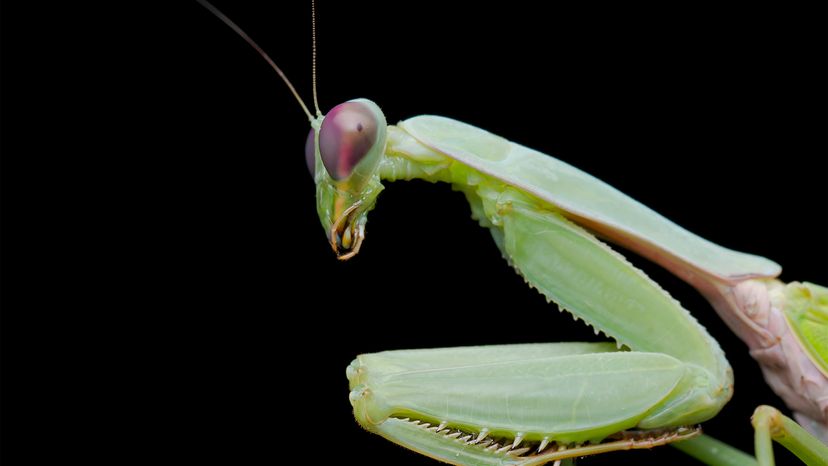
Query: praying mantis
xmin=196 ymin=1 xmax=828 ymax=464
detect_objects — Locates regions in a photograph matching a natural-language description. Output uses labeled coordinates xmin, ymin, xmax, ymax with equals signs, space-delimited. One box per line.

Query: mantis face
xmin=306 ymin=99 xmax=387 ymax=260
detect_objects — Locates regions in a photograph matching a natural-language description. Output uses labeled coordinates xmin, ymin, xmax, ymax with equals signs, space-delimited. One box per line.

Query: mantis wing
xmin=398 ymin=116 xmax=781 ymax=286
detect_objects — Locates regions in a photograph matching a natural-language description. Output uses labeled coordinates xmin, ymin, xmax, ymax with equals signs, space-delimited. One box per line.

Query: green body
xmin=304 ymin=105 xmax=828 ymax=465
xmin=311 ymin=108 xmax=779 ymax=464
xmin=300 ymin=95 xmax=826 ymax=465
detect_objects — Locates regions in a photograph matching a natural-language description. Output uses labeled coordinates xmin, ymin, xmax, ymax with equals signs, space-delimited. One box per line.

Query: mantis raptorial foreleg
xmin=343 ymin=128 xmax=738 ymax=464
xmin=348 ymin=343 xmax=705 ymax=464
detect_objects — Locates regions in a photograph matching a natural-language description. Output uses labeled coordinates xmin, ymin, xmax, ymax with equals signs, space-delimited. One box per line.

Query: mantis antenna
xmin=311 ymin=0 xmax=321 ymax=117
xmin=195 ymin=0 xmax=315 ymax=122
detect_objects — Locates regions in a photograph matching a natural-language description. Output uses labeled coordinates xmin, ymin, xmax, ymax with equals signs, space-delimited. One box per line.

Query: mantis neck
xmin=378 ymin=126 xmax=454 ymax=184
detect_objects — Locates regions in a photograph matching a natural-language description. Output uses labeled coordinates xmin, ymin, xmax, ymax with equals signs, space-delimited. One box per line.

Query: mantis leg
xmin=347 ymin=184 xmax=737 ymax=465
xmin=672 ymin=434 xmax=758 ymax=466
xmin=751 ymin=405 xmax=828 ymax=466
xmin=347 ymin=343 xmax=699 ymax=466
xmin=675 ymin=405 xmax=828 ymax=466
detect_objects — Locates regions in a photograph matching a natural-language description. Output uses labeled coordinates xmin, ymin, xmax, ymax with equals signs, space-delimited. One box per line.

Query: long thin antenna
xmin=311 ymin=0 xmax=322 ymax=116
xmin=196 ymin=0 xmax=314 ymax=121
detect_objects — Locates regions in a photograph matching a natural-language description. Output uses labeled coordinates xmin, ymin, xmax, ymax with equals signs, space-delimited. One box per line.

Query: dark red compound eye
xmin=305 ymin=128 xmax=316 ymax=176
xmin=318 ymin=102 xmax=379 ymax=181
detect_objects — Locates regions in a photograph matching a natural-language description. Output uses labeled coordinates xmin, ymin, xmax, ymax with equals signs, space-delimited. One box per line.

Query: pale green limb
xmin=347 ymin=343 xmax=703 ymax=466
xmin=671 ymin=434 xmax=757 ymax=466
xmin=751 ymin=405 xmax=828 ymax=466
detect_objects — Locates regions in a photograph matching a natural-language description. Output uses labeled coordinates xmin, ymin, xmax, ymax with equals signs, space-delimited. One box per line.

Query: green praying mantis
xmin=196 ymin=1 xmax=828 ymax=465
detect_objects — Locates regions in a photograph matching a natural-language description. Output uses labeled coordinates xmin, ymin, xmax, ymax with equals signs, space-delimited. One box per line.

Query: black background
xmin=4 ymin=1 xmax=826 ymax=464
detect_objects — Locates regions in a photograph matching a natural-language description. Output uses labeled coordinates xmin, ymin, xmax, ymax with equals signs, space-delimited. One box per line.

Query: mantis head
xmin=193 ymin=2 xmax=388 ymax=260
xmin=306 ymin=99 xmax=388 ymax=260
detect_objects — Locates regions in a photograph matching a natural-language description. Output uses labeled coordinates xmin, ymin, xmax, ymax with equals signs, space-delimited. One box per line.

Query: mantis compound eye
xmin=319 ymin=101 xmax=379 ymax=181
xmin=305 ymin=128 xmax=316 ymax=177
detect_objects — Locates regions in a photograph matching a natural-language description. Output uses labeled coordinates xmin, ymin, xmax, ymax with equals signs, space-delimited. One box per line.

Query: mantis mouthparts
xmin=330 ymin=201 xmax=364 ymax=260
